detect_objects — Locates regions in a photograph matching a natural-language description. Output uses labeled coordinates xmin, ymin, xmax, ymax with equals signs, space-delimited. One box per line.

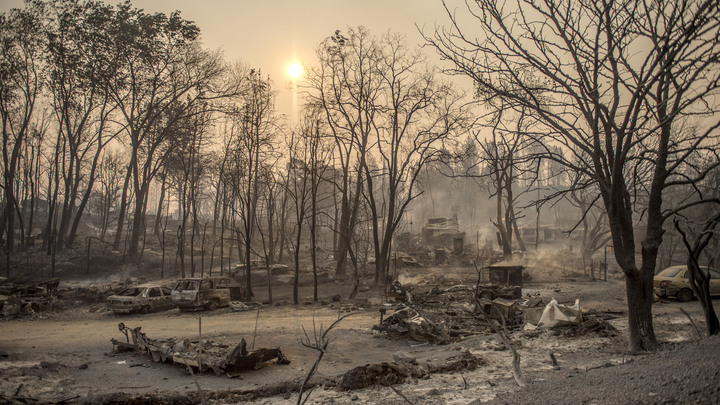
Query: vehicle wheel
xmin=141 ymin=306 xmax=150 ymax=314
xmin=479 ymin=291 xmax=495 ymax=300
xmin=677 ymin=288 xmax=694 ymax=302
xmin=206 ymin=300 xmax=218 ymax=311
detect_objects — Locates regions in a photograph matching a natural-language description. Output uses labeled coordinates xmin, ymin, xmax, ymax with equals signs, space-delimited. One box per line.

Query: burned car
xmin=171 ymin=277 xmax=244 ymax=311
xmin=107 ymin=284 xmax=175 ymax=314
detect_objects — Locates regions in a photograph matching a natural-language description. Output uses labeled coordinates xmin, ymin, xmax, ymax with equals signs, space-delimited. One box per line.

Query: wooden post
xmin=86 ymin=237 xmax=91 ymax=275
xmin=198 ymin=316 xmax=202 ymax=372
xmin=251 ymin=307 xmax=260 ymax=350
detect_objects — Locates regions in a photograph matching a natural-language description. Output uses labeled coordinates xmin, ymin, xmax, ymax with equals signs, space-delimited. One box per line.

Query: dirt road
xmin=0 ymin=305 xmax=412 ymax=401
xmin=1 ymin=278 xmax=716 ymax=404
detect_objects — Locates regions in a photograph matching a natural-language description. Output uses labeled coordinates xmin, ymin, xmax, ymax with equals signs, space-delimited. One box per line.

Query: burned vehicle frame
xmin=106 ymin=284 xmax=175 ymax=314
xmin=171 ymin=277 xmax=244 ymax=311
xmin=111 ymin=323 xmax=290 ymax=375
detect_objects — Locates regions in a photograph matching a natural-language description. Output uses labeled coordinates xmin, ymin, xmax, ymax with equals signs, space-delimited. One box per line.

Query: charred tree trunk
xmin=113 ymin=162 xmax=133 ymax=251
xmin=624 ymin=265 xmax=658 ymax=352
xmin=128 ymin=188 xmax=147 ymax=258
xmin=675 ymin=216 xmax=720 ymax=336
xmin=154 ymin=172 xmax=167 ymax=238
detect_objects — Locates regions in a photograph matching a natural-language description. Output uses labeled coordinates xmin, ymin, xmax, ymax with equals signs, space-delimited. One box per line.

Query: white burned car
xmin=106 ymin=284 xmax=175 ymax=314
xmin=171 ymin=277 xmax=244 ymax=311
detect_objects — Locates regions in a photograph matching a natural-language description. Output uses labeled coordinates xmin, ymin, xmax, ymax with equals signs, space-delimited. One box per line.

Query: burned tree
xmin=225 ymin=69 xmax=278 ymax=299
xmin=304 ymin=28 xmax=377 ymax=278
xmin=362 ymin=32 xmax=465 ymax=284
xmin=427 ymin=0 xmax=720 ymax=352
xmin=42 ymin=0 xmax=121 ymax=250
xmin=286 ymin=128 xmax=312 ymax=305
xmin=306 ymin=28 xmax=464 ymax=283
xmin=475 ymin=103 xmax=537 ymax=259
xmin=674 ymin=213 xmax=720 ymax=335
xmin=0 ymin=5 xmax=44 ymax=253
xmin=105 ymin=4 xmax=237 ymax=257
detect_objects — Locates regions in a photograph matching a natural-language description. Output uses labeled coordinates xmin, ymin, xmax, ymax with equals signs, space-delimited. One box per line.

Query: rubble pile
xmin=374 ymin=281 xmax=618 ymax=343
xmin=375 ymin=285 xmax=495 ymax=343
xmin=111 ymin=323 xmax=290 ymax=375
xmin=338 ymin=350 xmax=484 ymax=390
xmin=0 ymin=278 xmax=59 ymax=317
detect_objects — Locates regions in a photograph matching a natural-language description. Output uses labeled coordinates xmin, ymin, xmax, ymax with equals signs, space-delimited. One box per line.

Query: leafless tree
xmin=0 ymin=5 xmax=44 ymax=253
xmin=225 ymin=69 xmax=278 ymax=299
xmin=105 ymin=4 xmax=238 ymax=258
xmin=42 ymin=0 xmax=122 ymax=249
xmin=306 ymin=28 xmax=465 ymax=284
xmin=363 ymin=32 xmax=466 ymax=283
xmin=306 ymin=115 xmax=333 ymax=301
xmin=89 ymin=151 xmax=123 ymax=241
xmin=674 ymin=213 xmax=720 ymax=335
xmin=304 ymin=28 xmax=378 ymax=278
xmin=475 ymin=103 xmax=538 ymax=258
xmin=286 ymin=130 xmax=312 ymax=305
xmin=427 ymin=0 xmax=720 ymax=352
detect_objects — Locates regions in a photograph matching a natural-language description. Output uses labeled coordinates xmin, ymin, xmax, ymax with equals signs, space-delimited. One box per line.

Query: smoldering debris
xmin=374 ymin=279 xmax=618 ymax=343
xmin=110 ymin=323 xmax=290 ymax=375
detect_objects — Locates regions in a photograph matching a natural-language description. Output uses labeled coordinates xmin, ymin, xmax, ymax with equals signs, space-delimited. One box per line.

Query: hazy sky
xmin=1 ymin=0 xmax=461 ymax=118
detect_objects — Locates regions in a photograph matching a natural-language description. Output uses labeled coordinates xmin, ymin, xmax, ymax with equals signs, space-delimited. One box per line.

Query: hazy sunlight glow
xmin=287 ymin=62 xmax=303 ymax=79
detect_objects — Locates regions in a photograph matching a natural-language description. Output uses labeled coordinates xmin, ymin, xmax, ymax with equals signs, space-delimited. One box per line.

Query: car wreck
xmin=111 ymin=323 xmax=290 ymax=375
xmin=106 ymin=284 xmax=175 ymax=314
xmin=171 ymin=276 xmax=245 ymax=311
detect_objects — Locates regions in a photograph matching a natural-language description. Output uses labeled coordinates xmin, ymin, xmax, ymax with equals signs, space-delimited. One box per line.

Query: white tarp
xmin=536 ymin=299 xmax=583 ymax=327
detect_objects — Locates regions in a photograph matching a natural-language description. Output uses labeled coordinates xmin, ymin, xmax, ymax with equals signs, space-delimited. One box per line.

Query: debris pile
xmin=0 ymin=278 xmax=59 ymax=317
xmin=374 ymin=279 xmax=618 ymax=343
xmin=338 ymin=350 xmax=484 ymax=391
xmin=229 ymin=301 xmax=262 ymax=312
xmin=375 ymin=285 xmax=491 ymax=343
xmin=111 ymin=323 xmax=290 ymax=375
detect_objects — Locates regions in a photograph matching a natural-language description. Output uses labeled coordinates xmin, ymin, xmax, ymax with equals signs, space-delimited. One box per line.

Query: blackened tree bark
xmin=427 ymin=0 xmax=720 ymax=352
xmin=361 ymin=31 xmax=465 ymax=284
xmin=225 ymin=69 xmax=277 ymax=299
xmin=0 ymin=6 xmax=44 ymax=252
xmin=304 ymin=28 xmax=379 ymax=278
xmin=674 ymin=214 xmax=720 ymax=336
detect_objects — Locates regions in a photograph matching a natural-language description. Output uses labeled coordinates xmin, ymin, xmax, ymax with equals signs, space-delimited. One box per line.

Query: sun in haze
xmin=287 ymin=61 xmax=303 ymax=79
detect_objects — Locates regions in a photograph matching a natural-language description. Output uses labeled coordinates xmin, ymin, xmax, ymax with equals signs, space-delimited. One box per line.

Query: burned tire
xmin=141 ymin=306 xmax=150 ymax=314
xmin=206 ymin=300 xmax=218 ymax=311
xmin=479 ymin=291 xmax=496 ymax=300
xmin=677 ymin=288 xmax=694 ymax=302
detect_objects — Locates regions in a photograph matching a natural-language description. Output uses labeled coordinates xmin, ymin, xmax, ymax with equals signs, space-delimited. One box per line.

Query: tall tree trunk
xmin=190 ymin=196 xmax=197 ymax=277
xmin=293 ymin=220 xmax=302 ymax=305
xmin=128 ymin=189 xmax=146 ymax=258
xmin=66 ymin=149 xmax=103 ymax=248
xmin=495 ymin=187 xmax=511 ymax=258
xmin=113 ymin=163 xmax=132 ymax=250
xmin=310 ymin=196 xmax=318 ymax=302
xmin=154 ymin=172 xmax=167 ymax=238
xmin=625 ymin=265 xmax=657 ymax=352
xmin=278 ymin=189 xmax=288 ymax=262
